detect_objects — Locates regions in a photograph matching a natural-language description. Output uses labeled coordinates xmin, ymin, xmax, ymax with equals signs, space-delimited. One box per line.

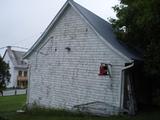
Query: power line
xmin=0 ymin=32 xmax=42 ymax=51
xmin=10 ymin=46 xmax=28 ymax=50
xmin=0 ymin=46 xmax=28 ymax=50
xmin=0 ymin=47 xmax=7 ymax=50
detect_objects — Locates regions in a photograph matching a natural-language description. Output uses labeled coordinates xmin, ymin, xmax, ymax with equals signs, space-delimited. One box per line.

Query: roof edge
xmin=23 ymin=0 xmax=71 ymax=59
xmin=23 ymin=0 xmax=142 ymax=61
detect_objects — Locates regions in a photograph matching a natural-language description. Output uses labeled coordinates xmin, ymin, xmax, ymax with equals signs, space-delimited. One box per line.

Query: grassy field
xmin=0 ymin=95 xmax=160 ymax=120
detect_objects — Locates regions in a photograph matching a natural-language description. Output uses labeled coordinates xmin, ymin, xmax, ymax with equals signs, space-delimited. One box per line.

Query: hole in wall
xmin=65 ymin=47 xmax=71 ymax=52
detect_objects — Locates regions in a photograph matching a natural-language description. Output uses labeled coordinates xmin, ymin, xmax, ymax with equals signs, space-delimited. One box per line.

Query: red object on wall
xmin=99 ymin=63 xmax=108 ymax=75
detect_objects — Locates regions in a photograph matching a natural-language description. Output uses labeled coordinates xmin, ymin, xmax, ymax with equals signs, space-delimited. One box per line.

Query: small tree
xmin=0 ymin=56 xmax=10 ymax=96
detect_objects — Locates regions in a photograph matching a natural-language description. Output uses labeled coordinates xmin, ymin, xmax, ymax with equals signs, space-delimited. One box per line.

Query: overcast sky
xmin=0 ymin=0 xmax=119 ymax=56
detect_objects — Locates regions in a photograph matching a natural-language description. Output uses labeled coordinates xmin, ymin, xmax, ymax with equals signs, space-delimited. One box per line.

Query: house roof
xmin=23 ymin=0 xmax=142 ymax=61
xmin=3 ymin=47 xmax=28 ymax=69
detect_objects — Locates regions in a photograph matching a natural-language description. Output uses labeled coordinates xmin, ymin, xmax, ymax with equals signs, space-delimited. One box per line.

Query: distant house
xmin=3 ymin=46 xmax=28 ymax=88
xmin=24 ymin=0 xmax=145 ymax=115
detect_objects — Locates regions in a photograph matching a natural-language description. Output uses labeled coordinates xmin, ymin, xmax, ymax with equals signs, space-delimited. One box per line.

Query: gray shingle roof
xmin=6 ymin=48 xmax=28 ymax=68
xmin=71 ymin=1 xmax=142 ymax=61
xmin=12 ymin=50 xmax=26 ymax=65
xmin=24 ymin=0 xmax=142 ymax=61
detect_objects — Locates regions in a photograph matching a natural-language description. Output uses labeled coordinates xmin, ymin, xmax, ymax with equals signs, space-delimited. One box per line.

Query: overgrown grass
xmin=0 ymin=95 xmax=160 ymax=120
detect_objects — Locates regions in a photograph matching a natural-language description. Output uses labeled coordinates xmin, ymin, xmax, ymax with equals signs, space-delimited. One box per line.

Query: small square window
xmin=18 ymin=71 xmax=22 ymax=76
xmin=99 ymin=63 xmax=109 ymax=76
xmin=24 ymin=71 xmax=27 ymax=77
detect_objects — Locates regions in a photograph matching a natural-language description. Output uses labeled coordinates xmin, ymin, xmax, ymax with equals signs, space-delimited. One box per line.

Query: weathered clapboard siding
xmin=27 ymin=6 xmax=128 ymax=115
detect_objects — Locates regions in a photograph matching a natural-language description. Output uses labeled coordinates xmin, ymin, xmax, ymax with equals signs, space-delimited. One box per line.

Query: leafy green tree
xmin=0 ymin=56 xmax=10 ymax=96
xmin=110 ymin=0 xmax=160 ymax=96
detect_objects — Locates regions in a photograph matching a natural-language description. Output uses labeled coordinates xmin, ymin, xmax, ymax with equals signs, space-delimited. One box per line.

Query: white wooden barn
xmin=24 ymin=0 xmax=143 ymax=115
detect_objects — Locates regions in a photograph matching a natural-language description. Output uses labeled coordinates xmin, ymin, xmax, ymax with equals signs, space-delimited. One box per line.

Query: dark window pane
xmin=24 ymin=71 xmax=27 ymax=77
xmin=18 ymin=71 xmax=22 ymax=76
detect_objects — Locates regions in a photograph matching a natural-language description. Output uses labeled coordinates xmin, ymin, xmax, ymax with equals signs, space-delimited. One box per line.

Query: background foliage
xmin=110 ymin=0 xmax=160 ymax=97
xmin=0 ymin=56 xmax=10 ymax=91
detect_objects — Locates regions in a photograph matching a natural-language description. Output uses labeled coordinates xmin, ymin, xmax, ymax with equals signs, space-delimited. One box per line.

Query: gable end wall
xmin=27 ymin=6 xmax=128 ymax=115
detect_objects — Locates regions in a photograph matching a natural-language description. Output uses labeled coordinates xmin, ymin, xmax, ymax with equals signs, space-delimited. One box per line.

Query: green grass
xmin=0 ymin=95 xmax=26 ymax=113
xmin=0 ymin=95 xmax=160 ymax=120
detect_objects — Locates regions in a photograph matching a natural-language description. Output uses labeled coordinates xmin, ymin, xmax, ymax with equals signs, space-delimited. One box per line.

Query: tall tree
xmin=110 ymin=0 xmax=160 ymax=96
xmin=0 ymin=56 xmax=10 ymax=96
